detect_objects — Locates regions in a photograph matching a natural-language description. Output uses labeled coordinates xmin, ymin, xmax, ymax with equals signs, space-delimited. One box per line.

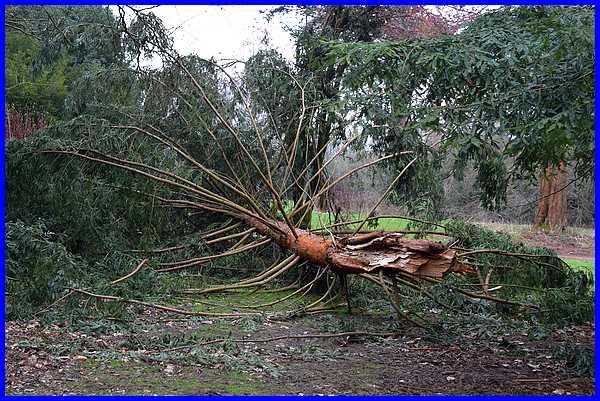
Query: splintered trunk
xmin=245 ymin=216 xmax=472 ymax=279
xmin=533 ymin=161 xmax=568 ymax=230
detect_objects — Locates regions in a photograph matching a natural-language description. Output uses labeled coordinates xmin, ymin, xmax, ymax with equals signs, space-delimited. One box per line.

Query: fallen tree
xmin=11 ymin=7 xmax=586 ymax=324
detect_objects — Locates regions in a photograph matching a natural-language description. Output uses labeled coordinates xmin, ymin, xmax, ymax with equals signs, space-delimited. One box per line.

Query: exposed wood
xmin=244 ymin=216 xmax=473 ymax=279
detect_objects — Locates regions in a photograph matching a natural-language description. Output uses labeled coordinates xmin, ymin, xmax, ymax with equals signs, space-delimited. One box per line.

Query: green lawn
xmin=310 ymin=211 xmax=411 ymax=231
xmin=563 ymin=258 xmax=595 ymax=274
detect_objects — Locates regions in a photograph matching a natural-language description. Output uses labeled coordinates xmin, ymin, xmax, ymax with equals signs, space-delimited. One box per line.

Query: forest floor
xmin=5 ymin=223 xmax=595 ymax=395
xmin=5 ymin=312 xmax=595 ymax=395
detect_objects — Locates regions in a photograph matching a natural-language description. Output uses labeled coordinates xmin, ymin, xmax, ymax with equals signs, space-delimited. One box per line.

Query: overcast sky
xmin=121 ymin=5 xmax=300 ymax=64
xmin=116 ymin=5 xmax=497 ymax=69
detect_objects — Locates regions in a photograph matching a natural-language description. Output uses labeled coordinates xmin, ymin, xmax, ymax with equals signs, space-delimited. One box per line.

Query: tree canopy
xmin=325 ymin=6 xmax=594 ymax=212
xmin=5 ymin=6 xmax=123 ymax=119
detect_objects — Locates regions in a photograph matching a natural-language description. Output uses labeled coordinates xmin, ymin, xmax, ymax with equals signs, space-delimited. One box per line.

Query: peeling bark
xmin=245 ymin=217 xmax=473 ymax=279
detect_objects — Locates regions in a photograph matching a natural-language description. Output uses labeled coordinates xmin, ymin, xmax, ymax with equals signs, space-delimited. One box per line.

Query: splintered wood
xmin=246 ymin=217 xmax=473 ymax=279
xmin=328 ymin=232 xmax=472 ymax=278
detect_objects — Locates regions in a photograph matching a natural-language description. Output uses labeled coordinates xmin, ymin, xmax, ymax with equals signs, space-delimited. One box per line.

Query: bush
xmin=5 ymin=220 xmax=88 ymax=319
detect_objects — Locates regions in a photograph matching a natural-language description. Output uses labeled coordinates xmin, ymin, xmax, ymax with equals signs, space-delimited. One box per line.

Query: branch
xmin=69 ymin=287 xmax=258 ymax=317
xmin=110 ymin=259 xmax=148 ymax=285
xmin=156 ymin=238 xmax=272 ymax=272
xmin=181 ymin=254 xmax=301 ymax=295
xmin=352 ymin=157 xmax=418 ymax=234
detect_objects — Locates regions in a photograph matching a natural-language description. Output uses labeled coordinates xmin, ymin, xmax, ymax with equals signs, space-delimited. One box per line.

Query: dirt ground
xmin=520 ymin=230 xmax=594 ymax=261
xmin=5 ymin=311 xmax=595 ymax=395
xmin=481 ymin=223 xmax=595 ymax=261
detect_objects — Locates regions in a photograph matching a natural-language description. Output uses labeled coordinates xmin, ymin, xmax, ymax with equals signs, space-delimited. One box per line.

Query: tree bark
xmin=244 ymin=217 xmax=472 ymax=279
xmin=533 ymin=161 xmax=568 ymax=230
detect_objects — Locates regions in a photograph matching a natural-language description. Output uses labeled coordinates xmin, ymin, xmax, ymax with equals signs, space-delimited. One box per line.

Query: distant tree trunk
xmin=533 ymin=161 xmax=568 ymax=230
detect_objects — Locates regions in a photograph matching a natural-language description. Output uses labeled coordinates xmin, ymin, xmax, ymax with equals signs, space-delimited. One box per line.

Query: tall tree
xmin=325 ymin=6 xmax=594 ymax=229
xmin=6 ymin=5 xmax=588 ymax=324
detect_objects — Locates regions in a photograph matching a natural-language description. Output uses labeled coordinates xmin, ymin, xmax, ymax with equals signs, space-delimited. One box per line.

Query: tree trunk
xmin=244 ymin=216 xmax=472 ymax=279
xmin=533 ymin=161 xmax=568 ymax=230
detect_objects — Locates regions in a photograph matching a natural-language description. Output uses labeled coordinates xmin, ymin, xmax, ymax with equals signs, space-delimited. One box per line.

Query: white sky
xmin=116 ymin=5 xmax=497 ymax=68
xmin=117 ymin=5 xmax=300 ymax=64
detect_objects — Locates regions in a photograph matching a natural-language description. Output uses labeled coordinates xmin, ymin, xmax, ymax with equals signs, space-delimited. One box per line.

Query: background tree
xmin=326 ymin=5 xmax=594 ymax=230
xmin=5 ymin=5 xmax=126 ymax=142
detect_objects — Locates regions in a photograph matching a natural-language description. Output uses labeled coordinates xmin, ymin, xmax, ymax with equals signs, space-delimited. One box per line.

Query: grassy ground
xmin=311 ymin=212 xmax=415 ymax=232
xmin=563 ymin=258 xmax=595 ymax=274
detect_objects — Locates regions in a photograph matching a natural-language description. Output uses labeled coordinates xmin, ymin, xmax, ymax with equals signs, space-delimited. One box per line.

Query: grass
xmin=310 ymin=211 xmax=412 ymax=231
xmin=74 ymin=359 xmax=270 ymax=395
xmin=563 ymin=258 xmax=595 ymax=274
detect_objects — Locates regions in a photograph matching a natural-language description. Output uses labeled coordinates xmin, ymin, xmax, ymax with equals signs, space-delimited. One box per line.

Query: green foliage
xmin=5 ymin=220 xmax=87 ymax=319
xmin=5 ymin=6 xmax=123 ymax=119
xmin=6 ymin=6 xmax=122 ymax=67
xmin=5 ymin=219 xmax=187 ymax=321
xmin=445 ymin=220 xmax=593 ymax=325
xmin=326 ymin=6 xmax=594 ymax=213
xmin=5 ymin=31 xmax=67 ymax=118
xmin=6 ymin=39 xmax=258 ymax=257
xmin=553 ymin=343 xmax=594 ymax=377
xmin=6 ymin=125 xmax=192 ymax=259
xmin=447 ymin=220 xmax=567 ymax=286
